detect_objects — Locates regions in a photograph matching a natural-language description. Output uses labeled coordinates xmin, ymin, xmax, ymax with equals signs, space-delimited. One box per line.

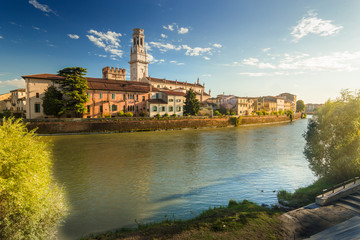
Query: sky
xmin=1 ymin=0 xmax=360 ymax=103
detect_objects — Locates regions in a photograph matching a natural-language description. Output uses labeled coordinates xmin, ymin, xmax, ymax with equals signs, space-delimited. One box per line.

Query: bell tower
xmin=129 ymin=28 xmax=149 ymax=82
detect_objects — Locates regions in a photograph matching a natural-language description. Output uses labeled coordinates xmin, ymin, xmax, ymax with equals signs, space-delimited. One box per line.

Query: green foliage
xmin=256 ymin=111 xmax=261 ymax=116
xmin=104 ymin=114 xmax=112 ymax=118
xmin=296 ymin=100 xmax=305 ymax=112
xmin=285 ymin=110 xmax=294 ymax=117
xmin=271 ymin=111 xmax=279 ymax=116
xmin=277 ymin=178 xmax=334 ymax=208
xmin=278 ymin=109 xmax=284 ymax=115
xmin=163 ymin=113 xmax=169 ymax=117
xmin=117 ymin=111 xmax=125 ymax=117
xmin=214 ymin=110 xmax=222 ymax=116
xmin=57 ymin=67 xmax=89 ymax=117
xmin=171 ymin=113 xmax=177 ymax=117
xmin=155 ymin=113 xmax=161 ymax=118
xmin=139 ymin=111 xmax=147 ymax=117
xmin=230 ymin=116 xmax=242 ymax=126
xmin=184 ymin=88 xmax=200 ymax=116
xmin=0 ymin=110 xmax=12 ymax=119
xmin=42 ymin=86 xmax=63 ymax=117
xmin=303 ymin=90 xmax=360 ymax=181
xmin=124 ymin=112 xmax=133 ymax=117
xmin=230 ymin=111 xmax=236 ymax=115
xmin=0 ymin=118 xmax=68 ymax=239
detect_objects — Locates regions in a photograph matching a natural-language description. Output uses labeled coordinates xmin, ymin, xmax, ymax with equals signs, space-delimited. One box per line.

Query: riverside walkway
xmin=280 ymin=182 xmax=360 ymax=239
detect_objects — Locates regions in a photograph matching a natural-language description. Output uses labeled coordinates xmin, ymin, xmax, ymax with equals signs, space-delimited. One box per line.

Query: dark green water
xmin=47 ymin=119 xmax=316 ymax=239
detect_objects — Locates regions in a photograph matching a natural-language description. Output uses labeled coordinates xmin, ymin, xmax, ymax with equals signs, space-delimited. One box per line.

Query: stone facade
xmin=147 ymin=90 xmax=185 ymax=117
xmin=0 ymin=92 xmax=11 ymax=112
xmin=129 ymin=28 xmax=149 ymax=82
xmin=102 ymin=67 xmax=126 ymax=81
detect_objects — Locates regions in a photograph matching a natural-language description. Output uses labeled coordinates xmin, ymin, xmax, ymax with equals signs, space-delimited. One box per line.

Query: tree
xmin=0 ymin=118 xmax=67 ymax=239
xmin=57 ymin=67 xmax=88 ymax=117
xmin=184 ymin=88 xmax=200 ymax=116
xmin=303 ymin=90 xmax=360 ymax=181
xmin=296 ymin=100 xmax=305 ymax=112
xmin=42 ymin=86 xmax=63 ymax=117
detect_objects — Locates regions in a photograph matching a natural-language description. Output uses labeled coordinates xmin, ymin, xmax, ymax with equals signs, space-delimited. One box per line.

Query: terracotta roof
xmin=22 ymin=73 xmax=151 ymax=93
xmin=10 ymin=88 xmax=25 ymax=92
xmin=147 ymin=77 xmax=203 ymax=88
xmin=148 ymin=99 xmax=167 ymax=104
xmin=161 ymin=90 xmax=186 ymax=96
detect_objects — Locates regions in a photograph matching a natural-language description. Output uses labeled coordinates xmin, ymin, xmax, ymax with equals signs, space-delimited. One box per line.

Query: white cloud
xmin=262 ymin=48 xmax=271 ymax=52
xmin=32 ymin=26 xmax=40 ymax=31
xmin=0 ymin=79 xmax=25 ymax=88
xmin=68 ymin=34 xmax=79 ymax=39
xmin=29 ymin=0 xmax=57 ymax=15
xmin=182 ymin=45 xmax=212 ymax=56
xmin=178 ymin=27 xmax=189 ymax=34
xmin=0 ymin=35 xmax=3 ymax=39
xmin=163 ymin=24 xmax=175 ymax=31
xmin=212 ymin=43 xmax=222 ymax=48
xmin=201 ymin=74 xmax=212 ymax=77
xmin=149 ymin=41 xmax=181 ymax=52
xmin=203 ymin=56 xmax=210 ymax=60
xmin=169 ymin=60 xmax=184 ymax=65
xmin=86 ymin=29 xmax=123 ymax=59
xmin=161 ymin=33 xmax=167 ymax=38
xmin=242 ymin=58 xmax=259 ymax=66
xmin=291 ymin=11 xmax=343 ymax=42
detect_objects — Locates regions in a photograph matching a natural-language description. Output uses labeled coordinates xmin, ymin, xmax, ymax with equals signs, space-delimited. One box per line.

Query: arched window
xmin=140 ymin=38 xmax=143 ymax=46
xmin=133 ymin=38 xmax=136 ymax=45
xmin=153 ymin=106 xmax=157 ymax=111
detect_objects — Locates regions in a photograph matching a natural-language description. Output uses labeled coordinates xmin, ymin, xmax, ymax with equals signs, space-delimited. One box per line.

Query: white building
xmin=147 ymin=90 xmax=185 ymax=117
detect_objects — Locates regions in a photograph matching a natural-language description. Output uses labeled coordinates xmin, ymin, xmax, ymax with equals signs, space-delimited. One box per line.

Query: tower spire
xmin=129 ymin=28 xmax=149 ymax=82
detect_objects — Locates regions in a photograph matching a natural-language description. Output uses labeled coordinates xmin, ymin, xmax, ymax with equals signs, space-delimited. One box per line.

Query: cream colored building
xmin=277 ymin=93 xmax=296 ymax=112
xmin=147 ymin=90 xmax=185 ymax=117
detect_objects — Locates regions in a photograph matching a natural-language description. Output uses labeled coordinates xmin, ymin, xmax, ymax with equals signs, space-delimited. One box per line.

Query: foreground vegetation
xmin=0 ymin=118 xmax=67 ymax=239
xmin=83 ymin=200 xmax=285 ymax=240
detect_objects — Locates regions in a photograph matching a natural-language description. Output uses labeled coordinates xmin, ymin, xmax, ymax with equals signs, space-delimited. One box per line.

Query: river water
xmin=48 ymin=119 xmax=316 ymax=239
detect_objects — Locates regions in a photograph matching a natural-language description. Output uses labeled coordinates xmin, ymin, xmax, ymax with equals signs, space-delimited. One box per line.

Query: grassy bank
xmin=277 ymin=178 xmax=334 ymax=208
xmin=82 ymin=200 xmax=286 ymax=240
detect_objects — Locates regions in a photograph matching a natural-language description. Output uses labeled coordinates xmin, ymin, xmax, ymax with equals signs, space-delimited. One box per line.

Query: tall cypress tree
xmin=184 ymin=88 xmax=200 ymax=116
xmin=57 ymin=67 xmax=88 ymax=117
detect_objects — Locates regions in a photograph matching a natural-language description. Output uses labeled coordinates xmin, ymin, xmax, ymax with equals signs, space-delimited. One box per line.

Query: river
xmin=47 ymin=118 xmax=316 ymax=239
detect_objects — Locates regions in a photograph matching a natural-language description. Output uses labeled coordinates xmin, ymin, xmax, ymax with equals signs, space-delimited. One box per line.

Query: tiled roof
xmin=10 ymin=88 xmax=25 ymax=92
xmin=0 ymin=93 xmax=11 ymax=101
xmin=161 ymin=90 xmax=186 ymax=96
xmin=22 ymin=73 xmax=151 ymax=93
xmin=147 ymin=77 xmax=203 ymax=88
xmin=148 ymin=99 xmax=167 ymax=104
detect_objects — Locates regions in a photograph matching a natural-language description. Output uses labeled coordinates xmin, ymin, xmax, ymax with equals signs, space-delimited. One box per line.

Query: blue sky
xmin=1 ymin=0 xmax=360 ymax=103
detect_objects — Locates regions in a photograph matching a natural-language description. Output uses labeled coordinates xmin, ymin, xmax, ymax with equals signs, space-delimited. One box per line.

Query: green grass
xmin=81 ymin=200 xmax=285 ymax=240
xmin=277 ymin=178 xmax=335 ymax=208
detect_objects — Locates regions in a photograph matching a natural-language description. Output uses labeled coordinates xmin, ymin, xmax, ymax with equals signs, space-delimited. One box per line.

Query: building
xmin=305 ymin=103 xmax=323 ymax=113
xmin=22 ymin=28 xmax=210 ymax=119
xmin=277 ymin=93 xmax=296 ymax=112
xmin=0 ymin=92 xmax=11 ymax=112
xmin=147 ymin=90 xmax=185 ymax=117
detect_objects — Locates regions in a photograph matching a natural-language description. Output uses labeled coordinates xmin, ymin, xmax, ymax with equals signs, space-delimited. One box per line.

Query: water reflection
xmin=48 ymin=119 xmax=316 ymax=239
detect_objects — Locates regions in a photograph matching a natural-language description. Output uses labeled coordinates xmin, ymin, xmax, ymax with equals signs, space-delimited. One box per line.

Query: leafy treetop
xmin=184 ymin=88 xmax=200 ymax=116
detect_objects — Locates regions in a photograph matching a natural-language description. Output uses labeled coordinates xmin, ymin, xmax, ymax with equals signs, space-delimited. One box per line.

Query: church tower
xmin=129 ymin=28 xmax=149 ymax=82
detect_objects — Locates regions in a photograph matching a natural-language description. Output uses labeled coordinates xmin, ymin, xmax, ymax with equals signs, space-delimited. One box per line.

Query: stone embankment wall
xmin=24 ymin=113 xmax=301 ymax=134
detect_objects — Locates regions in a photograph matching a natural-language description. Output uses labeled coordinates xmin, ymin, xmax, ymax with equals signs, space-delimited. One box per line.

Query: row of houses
xmin=206 ymin=93 xmax=297 ymax=116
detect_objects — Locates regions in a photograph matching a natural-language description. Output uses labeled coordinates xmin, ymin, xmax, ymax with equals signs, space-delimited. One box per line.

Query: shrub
xmin=0 ymin=118 xmax=68 ymax=239
xmin=117 ymin=111 xmax=125 ymax=117
xmin=278 ymin=109 xmax=284 ymax=115
xmin=256 ymin=111 xmax=261 ymax=116
xmin=214 ymin=110 xmax=222 ymax=116
xmin=171 ymin=114 xmax=177 ymax=117
xmin=124 ymin=112 xmax=133 ymax=117
xmin=163 ymin=113 xmax=169 ymax=117
xmin=230 ymin=111 xmax=236 ymax=115
xmin=139 ymin=111 xmax=147 ymax=117
xmin=104 ymin=114 xmax=112 ymax=118
xmin=155 ymin=113 xmax=161 ymax=118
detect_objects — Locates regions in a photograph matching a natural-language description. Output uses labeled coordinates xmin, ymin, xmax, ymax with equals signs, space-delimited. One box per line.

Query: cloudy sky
xmin=1 ymin=0 xmax=359 ymax=103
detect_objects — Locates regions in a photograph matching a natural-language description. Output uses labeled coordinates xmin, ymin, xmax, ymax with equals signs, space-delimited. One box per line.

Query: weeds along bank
xmin=23 ymin=113 xmax=301 ymax=134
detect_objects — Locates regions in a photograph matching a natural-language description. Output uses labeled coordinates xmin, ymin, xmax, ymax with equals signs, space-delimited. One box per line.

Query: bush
xmin=155 ymin=113 xmax=161 ymax=118
xmin=117 ymin=111 xmax=125 ymax=117
xmin=163 ymin=113 xmax=169 ymax=117
xmin=230 ymin=111 xmax=236 ymax=115
xmin=214 ymin=110 xmax=222 ymax=116
xmin=171 ymin=114 xmax=177 ymax=117
xmin=104 ymin=114 xmax=112 ymax=118
xmin=124 ymin=112 xmax=133 ymax=117
xmin=0 ymin=118 xmax=68 ymax=239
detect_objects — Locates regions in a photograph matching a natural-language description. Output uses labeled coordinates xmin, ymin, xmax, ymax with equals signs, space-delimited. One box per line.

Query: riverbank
xmin=82 ymin=200 xmax=288 ymax=240
xmin=25 ymin=113 xmax=301 ymax=134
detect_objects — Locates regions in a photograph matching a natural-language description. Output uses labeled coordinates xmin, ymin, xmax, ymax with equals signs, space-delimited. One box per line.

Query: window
xmin=36 ymin=93 xmax=39 ymax=98
xmin=153 ymin=106 xmax=157 ymax=111
xmin=100 ymin=105 xmax=103 ymax=113
xmin=161 ymin=106 xmax=165 ymax=112
xmin=112 ymin=93 xmax=115 ymax=100
xmin=142 ymin=96 xmax=145 ymax=101
xmin=112 ymin=105 xmax=117 ymax=111
xmin=156 ymin=93 xmax=160 ymax=99
xmin=123 ymin=94 xmax=126 ymax=100
xmin=136 ymin=106 xmax=138 ymax=112
xmin=169 ymin=98 xmax=174 ymax=102
xmin=123 ymin=106 xmax=125 ymax=111
xmin=136 ymin=95 xmax=138 ymax=101
xmin=100 ymin=93 xmax=103 ymax=99
xmin=87 ymin=105 xmax=90 ymax=113
xmin=87 ymin=93 xmax=90 ymax=98
xmin=34 ymin=103 xmax=41 ymax=113
xmin=169 ymin=106 xmax=173 ymax=111
xmin=177 ymin=106 xmax=182 ymax=112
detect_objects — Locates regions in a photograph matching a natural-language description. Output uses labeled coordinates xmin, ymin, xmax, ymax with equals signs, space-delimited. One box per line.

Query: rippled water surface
xmin=47 ymin=119 xmax=316 ymax=239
